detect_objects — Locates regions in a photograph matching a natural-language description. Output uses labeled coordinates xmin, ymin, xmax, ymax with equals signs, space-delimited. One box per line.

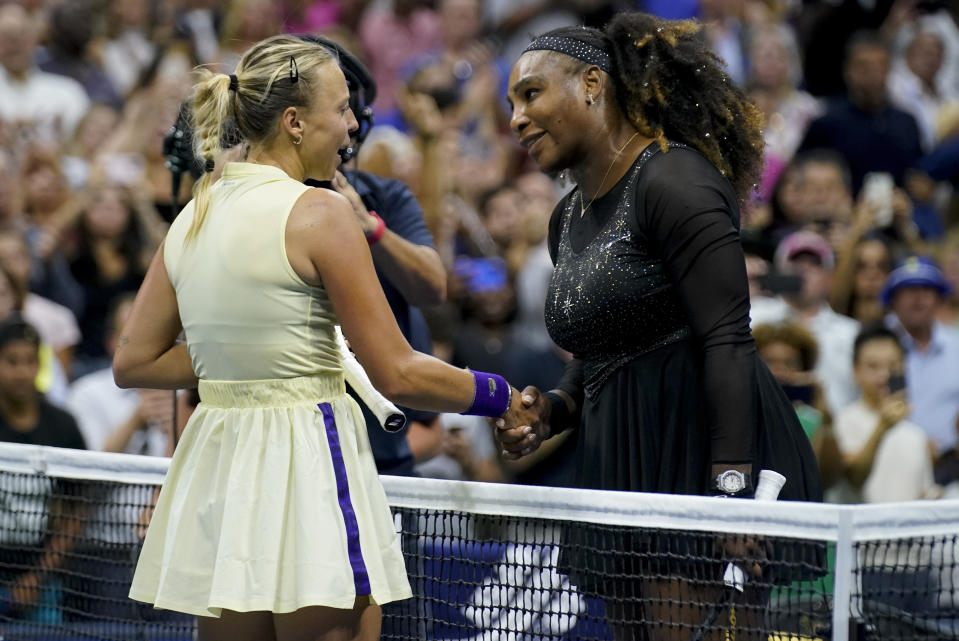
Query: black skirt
xmin=573 ymin=339 xmax=821 ymax=501
xmin=562 ymin=339 xmax=824 ymax=592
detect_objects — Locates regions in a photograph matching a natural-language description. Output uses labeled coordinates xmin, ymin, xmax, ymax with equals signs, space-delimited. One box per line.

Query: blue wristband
xmin=463 ymin=370 xmax=510 ymax=417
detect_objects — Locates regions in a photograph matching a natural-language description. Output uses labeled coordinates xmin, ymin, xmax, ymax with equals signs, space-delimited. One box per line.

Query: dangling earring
xmin=292 ymin=134 xmax=303 ymax=145
xmin=587 ymin=93 xmax=595 ymax=105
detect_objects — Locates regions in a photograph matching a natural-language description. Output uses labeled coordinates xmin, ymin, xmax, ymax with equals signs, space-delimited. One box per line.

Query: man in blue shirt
xmin=305 ymin=37 xmax=447 ymax=477
xmin=327 ymin=169 xmax=446 ymax=476
xmin=882 ymin=257 xmax=959 ymax=454
xmin=799 ymin=31 xmax=923 ymax=193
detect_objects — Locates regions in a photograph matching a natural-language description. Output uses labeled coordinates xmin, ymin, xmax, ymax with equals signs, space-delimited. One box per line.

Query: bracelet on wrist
xmin=462 ymin=369 xmax=511 ymax=417
xmin=366 ymin=210 xmax=386 ymax=245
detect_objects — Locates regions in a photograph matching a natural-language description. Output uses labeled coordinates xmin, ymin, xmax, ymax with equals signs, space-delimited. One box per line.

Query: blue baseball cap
xmin=881 ymin=256 xmax=953 ymax=307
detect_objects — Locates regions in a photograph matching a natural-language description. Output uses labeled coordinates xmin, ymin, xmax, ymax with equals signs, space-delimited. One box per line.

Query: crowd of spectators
xmin=0 ymin=0 xmax=958 ymax=509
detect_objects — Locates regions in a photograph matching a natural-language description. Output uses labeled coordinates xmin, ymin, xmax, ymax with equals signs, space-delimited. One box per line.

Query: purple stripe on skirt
xmin=319 ymin=402 xmax=371 ymax=596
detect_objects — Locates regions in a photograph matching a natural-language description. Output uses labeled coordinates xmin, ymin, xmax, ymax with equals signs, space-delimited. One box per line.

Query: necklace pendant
xmin=578 ymin=131 xmax=640 ymax=219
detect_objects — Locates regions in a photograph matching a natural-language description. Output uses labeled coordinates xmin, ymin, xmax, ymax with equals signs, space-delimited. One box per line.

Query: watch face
xmin=720 ymin=471 xmax=745 ymax=493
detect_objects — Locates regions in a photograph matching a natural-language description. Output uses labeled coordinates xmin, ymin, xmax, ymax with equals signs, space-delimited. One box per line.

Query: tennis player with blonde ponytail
xmin=114 ymin=34 xmax=527 ymax=641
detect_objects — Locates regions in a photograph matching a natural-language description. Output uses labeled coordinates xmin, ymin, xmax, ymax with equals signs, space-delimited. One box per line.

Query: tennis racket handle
xmin=754 ymin=469 xmax=787 ymax=501
xmin=723 ymin=469 xmax=786 ymax=591
xmin=336 ymin=329 xmax=407 ymax=433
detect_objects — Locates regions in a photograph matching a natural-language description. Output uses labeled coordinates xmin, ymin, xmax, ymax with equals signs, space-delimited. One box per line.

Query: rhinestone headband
xmin=523 ymin=35 xmax=612 ymax=73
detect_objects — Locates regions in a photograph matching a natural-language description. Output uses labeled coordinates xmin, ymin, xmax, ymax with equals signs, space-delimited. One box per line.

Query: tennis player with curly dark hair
xmin=497 ymin=12 xmax=823 ymax=641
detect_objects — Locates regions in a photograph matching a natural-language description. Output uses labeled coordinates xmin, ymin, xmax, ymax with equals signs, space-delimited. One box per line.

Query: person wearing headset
xmin=163 ymin=35 xmax=447 ymax=477
xmin=305 ymin=35 xmax=448 ymax=477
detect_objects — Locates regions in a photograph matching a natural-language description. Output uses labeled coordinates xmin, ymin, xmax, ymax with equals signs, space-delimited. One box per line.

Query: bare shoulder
xmin=285 ymin=186 xmax=366 ymax=285
xmin=287 ymin=187 xmax=355 ymax=235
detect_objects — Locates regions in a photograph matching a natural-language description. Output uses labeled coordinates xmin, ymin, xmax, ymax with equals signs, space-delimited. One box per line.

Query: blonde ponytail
xmin=182 ymin=35 xmax=335 ymax=241
xmin=185 ymin=72 xmax=233 ymax=241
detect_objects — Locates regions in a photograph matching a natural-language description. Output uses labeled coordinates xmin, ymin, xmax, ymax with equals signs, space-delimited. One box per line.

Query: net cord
xmin=1 ymin=442 xmax=958 ymax=641
xmin=2 ymin=443 xmax=957 ymax=542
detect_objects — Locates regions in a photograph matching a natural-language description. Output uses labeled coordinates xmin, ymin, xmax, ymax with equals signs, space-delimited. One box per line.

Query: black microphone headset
xmin=300 ymin=34 xmax=377 ymax=164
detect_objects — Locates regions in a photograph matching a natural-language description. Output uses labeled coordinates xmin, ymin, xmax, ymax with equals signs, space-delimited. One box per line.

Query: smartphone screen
xmin=781 ymin=383 xmax=814 ymax=405
xmin=453 ymin=256 xmax=507 ymax=293
xmin=759 ymin=272 xmax=804 ymax=296
xmin=888 ymin=373 xmax=907 ymax=394
xmin=862 ymin=172 xmax=894 ymax=227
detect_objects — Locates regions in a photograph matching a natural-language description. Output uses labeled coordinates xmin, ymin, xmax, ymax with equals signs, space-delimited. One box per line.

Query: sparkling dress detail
xmin=545 ymin=143 xmax=822 ymax=502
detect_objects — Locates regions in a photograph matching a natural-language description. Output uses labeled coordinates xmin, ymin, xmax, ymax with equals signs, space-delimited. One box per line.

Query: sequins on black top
xmin=542 ymin=142 xmax=823 ymax=502
xmin=545 ymin=143 xmax=691 ymax=399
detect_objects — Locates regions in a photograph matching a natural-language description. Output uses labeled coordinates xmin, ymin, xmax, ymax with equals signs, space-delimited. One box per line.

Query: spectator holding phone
xmin=751 ymin=230 xmax=860 ymax=415
xmin=753 ymin=322 xmax=843 ymax=491
xmin=831 ymin=323 xmax=937 ymax=503
xmin=17 ymin=146 xmax=86 ymax=317
xmin=358 ymin=0 xmax=441 ymax=119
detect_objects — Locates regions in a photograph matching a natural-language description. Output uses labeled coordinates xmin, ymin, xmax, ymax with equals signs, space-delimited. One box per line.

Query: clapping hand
xmin=493 ymin=386 xmax=551 ymax=460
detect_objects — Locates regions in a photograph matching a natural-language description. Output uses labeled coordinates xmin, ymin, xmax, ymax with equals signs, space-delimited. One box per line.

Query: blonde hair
xmin=187 ymin=34 xmax=336 ymax=240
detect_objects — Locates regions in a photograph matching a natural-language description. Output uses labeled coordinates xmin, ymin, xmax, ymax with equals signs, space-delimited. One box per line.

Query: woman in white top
xmin=114 ymin=34 xmax=531 ymax=641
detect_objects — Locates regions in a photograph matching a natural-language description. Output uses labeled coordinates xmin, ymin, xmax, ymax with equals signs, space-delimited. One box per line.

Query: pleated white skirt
xmin=129 ymin=374 xmax=412 ymax=617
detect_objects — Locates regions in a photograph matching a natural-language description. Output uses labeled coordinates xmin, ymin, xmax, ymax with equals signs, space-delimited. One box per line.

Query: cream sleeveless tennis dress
xmin=128 ymin=162 xmax=412 ymax=617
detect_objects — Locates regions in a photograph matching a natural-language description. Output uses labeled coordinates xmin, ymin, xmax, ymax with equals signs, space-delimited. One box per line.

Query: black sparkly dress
xmin=545 ymin=142 xmax=821 ymax=503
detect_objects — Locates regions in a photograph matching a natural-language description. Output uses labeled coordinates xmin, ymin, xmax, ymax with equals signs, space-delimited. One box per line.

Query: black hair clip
xmin=289 ymin=56 xmax=299 ymax=84
xmin=204 ymin=158 xmax=215 ymax=173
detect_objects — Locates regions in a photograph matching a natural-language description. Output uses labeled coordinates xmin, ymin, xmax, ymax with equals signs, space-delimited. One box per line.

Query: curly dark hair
xmin=538 ymin=13 xmax=765 ymax=201
xmin=752 ymin=322 xmax=819 ymax=372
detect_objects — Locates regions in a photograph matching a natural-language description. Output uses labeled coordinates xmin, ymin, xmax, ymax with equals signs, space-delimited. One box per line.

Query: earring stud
xmin=587 ymin=93 xmax=595 ymax=105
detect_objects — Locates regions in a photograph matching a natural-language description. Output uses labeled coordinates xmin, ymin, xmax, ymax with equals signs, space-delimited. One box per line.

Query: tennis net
xmin=0 ymin=442 xmax=956 ymax=641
